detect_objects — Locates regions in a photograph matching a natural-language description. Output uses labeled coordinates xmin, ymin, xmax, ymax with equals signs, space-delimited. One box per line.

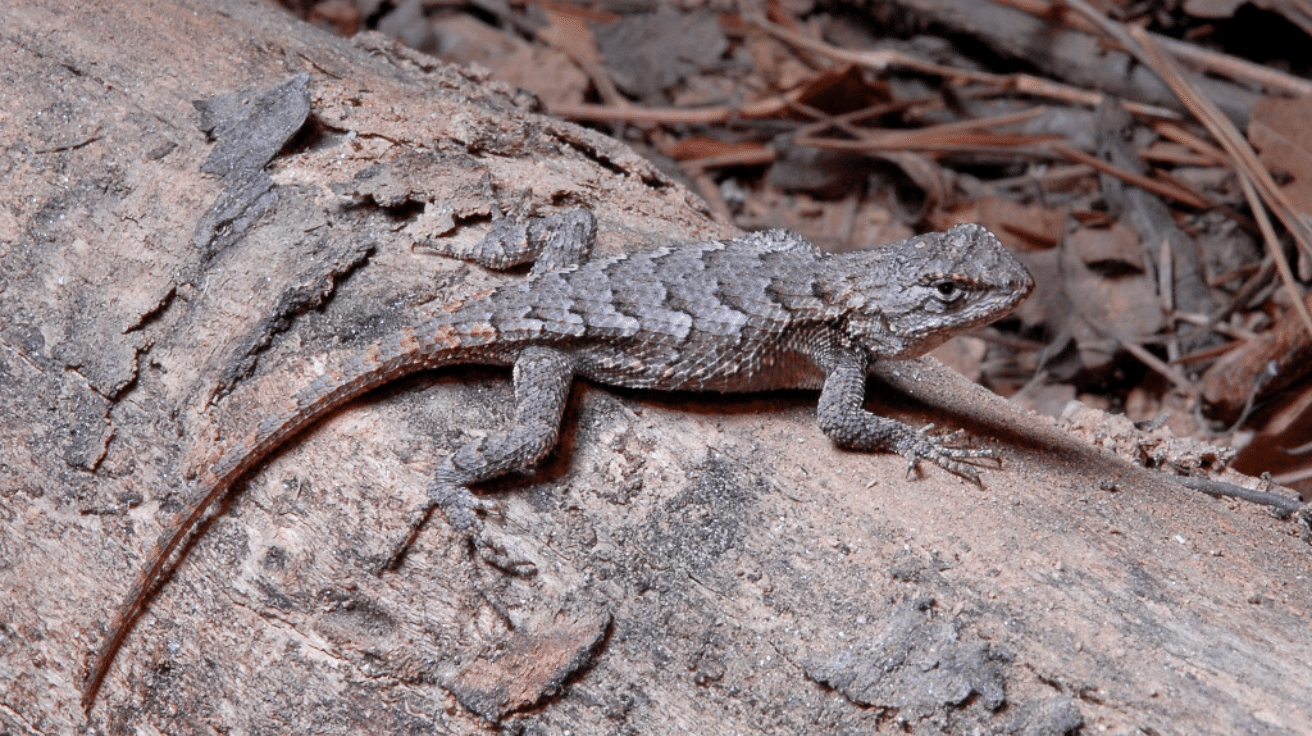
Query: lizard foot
xmin=894 ymin=424 xmax=998 ymax=485
xmin=376 ymin=504 xmax=434 ymax=574
xmin=472 ymin=532 xmax=538 ymax=577
xmin=430 ymin=479 xmax=496 ymax=532
xmin=374 ymin=480 xmax=497 ymax=574
xmin=433 ymin=478 xmax=537 ymax=576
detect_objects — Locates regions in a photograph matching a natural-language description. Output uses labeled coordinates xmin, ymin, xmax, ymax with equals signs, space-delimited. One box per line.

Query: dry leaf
xmin=1065 ymin=222 xmax=1142 ymax=268
xmin=930 ymin=197 xmax=1065 ymax=251
xmin=433 ymin=15 xmax=588 ymax=106
xmin=1248 ymin=95 xmax=1312 ymax=223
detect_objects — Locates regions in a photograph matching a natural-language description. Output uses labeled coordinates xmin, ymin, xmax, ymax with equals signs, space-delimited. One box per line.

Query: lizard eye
xmin=933 ymin=280 xmax=965 ymax=302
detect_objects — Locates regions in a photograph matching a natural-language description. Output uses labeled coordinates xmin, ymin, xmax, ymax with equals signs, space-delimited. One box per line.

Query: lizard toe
xmin=429 ymin=481 xmax=482 ymax=532
xmin=896 ymin=424 xmax=995 ymax=485
xmin=473 ymin=533 xmax=538 ymax=577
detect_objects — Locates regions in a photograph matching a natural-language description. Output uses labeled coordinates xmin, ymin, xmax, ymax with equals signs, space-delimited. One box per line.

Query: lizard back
xmin=449 ymin=227 xmax=840 ymax=392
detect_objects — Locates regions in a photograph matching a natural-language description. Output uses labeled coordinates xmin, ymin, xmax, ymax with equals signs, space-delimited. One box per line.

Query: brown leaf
xmin=978 ymin=197 xmax=1067 ymax=251
xmin=1202 ymin=291 xmax=1312 ymax=422
xmin=792 ymin=64 xmax=887 ymax=116
xmin=1065 ymin=222 xmax=1142 ymax=269
xmin=930 ymin=197 xmax=1065 ymax=252
xmin=1249 ymin=95 xmax=1312 ymax=225
xmin=1061 ymin=238 xmax=1164 ymax=371
xmin=433 ymin=16 xmax=588 ymax=106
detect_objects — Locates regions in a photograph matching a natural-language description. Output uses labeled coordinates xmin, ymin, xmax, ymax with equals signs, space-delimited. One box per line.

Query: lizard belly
xmin=577 ymin=335 xmax=826 ymax=393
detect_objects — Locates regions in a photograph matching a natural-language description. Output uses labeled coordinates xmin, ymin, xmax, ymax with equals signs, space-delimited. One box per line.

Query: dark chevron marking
xmin=82 ymin=209 xmax=1032 ymax=710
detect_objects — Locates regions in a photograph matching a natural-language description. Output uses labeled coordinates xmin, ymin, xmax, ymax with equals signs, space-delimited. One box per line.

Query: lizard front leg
xmin=385 ymin=346 xmax=576 ymax=570
xmin=817 ymin=347 xmax=994 ymax=484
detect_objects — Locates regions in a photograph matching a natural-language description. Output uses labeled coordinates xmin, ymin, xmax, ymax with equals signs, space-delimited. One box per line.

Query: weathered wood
xmin=1 ymin=2 xmax=1308 ymax=734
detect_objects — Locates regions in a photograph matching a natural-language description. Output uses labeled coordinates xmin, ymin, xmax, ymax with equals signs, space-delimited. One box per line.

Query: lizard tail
xmin=82 ymin=318 xmax=500 ymax=711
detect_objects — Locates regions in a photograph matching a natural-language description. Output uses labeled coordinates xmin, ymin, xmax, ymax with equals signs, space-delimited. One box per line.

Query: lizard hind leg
xmin=382 ymin=346 xmax=577 ymax=572
xmin=426 ymin=209 xmax=596 ymax=273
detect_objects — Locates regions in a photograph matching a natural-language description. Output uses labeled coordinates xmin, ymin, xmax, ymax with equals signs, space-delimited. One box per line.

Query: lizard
xmin=81 ymin=208 xmax=1033 ymax=710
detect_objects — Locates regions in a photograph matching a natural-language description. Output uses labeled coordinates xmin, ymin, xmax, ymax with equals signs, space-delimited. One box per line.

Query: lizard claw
xmin=379 ymin=474 xmax=501 ymax=573
xmin=429 ymin=456 xmax=500 ymax=532
xmin=472 ymin=533 xmax=538 ymax=577
xmin=895 ymin=424 xmax=996 ymax=486
xmin=429 ymin=482 xmax=485 ymax=532
xmin=431 ymin=467 xmax=535 ymax=575
xmin=376 ymin=505 xmax=432 ymax=574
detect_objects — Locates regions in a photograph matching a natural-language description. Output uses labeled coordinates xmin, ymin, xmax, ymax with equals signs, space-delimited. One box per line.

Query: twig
xmin=677 ymin=147 xmax=776 ymax=170
xmin=798 ymin=136 xmax=1058 ymax=154
xmin=795 ymin=104 xmax=1050 ymax=142
xmin=1113 ymin=331 xmax=1199 ymax=396
xmin=992 ymin=0 xmax=1312 ymax=97
xmin=1273 ymin=466 xmax=1312 ymax=487
xmin=797 ymin=124 xmax=1211 ymax=209
xmin=1234 ymin=160 xmax=1312 ymax=332
xmin=1174 ymin=476 xmax=1303 ymax=518
xmin=536 ymin=7 xmax=627 ymax=111
xmin=685 ymin=168 xmax=735 ymax=224
xmin=1059 ymin=0 xmax=1312 ymax=338
xmin=986 ymin=163 xmax=1095 ymax=189
xmin=1171 ymin=339 xmax=1240 ymax=365
xmin=1158 ymin=236 xmax=1180 ymax=363
xmin=1171 ymin=311 xmax=1257 ymax=342
xmin=879 ymin=106 xmax=1051 ymax=136
xmin=805 ymin=106 xmax=1055 ymax=150
xmin=1139 ymin=144 xmax=1224 ymax=167
xmin=1151 ymin=121 xmax=1229 ymax=165
xmin=1048 ymin=143 xmax=1210 ymax=209
xmin=793 ymin=96 xmax=939 ymax=140
xmin=548 ymin=93 xmax=797 ymax=124
xmin=748 ymin=13 xmax=1182 ymax=120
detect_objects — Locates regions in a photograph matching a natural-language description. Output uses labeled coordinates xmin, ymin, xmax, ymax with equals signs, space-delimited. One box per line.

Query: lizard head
xmin=820 ymin=223 xmax=1034 ymax=361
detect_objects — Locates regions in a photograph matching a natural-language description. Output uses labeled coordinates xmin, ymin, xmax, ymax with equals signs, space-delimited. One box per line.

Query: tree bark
xmin=1 ymin=2 xmax=1308 ymax=734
